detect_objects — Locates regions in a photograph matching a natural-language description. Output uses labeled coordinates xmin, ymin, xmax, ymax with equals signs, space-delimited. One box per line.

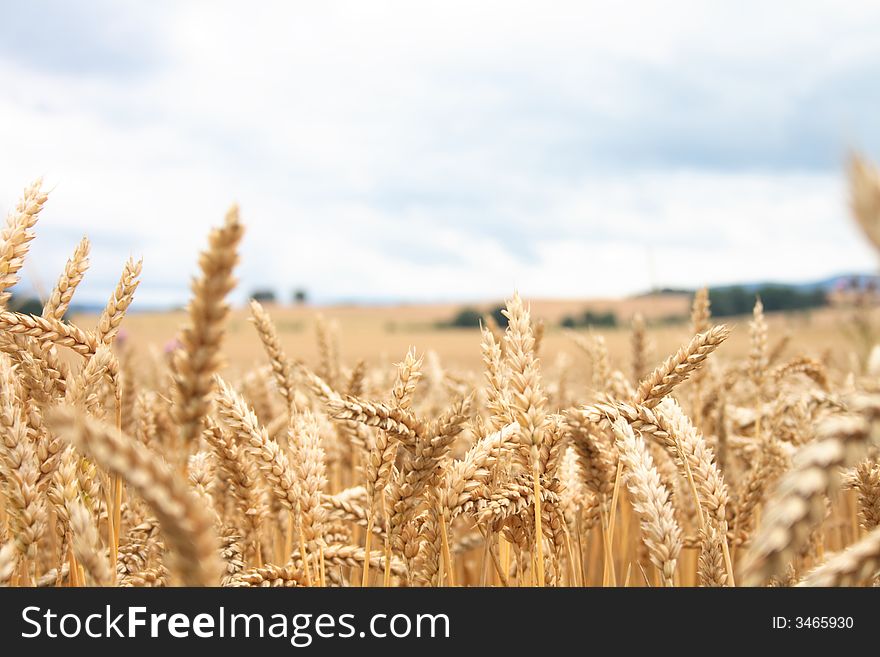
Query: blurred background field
xmin=71 ymin=294 xmax=869 ymax=375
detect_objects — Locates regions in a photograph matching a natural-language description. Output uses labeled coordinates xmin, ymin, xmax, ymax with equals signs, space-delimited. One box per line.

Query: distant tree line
xmin=560 ymin=310 xmax=618 ymax=329
xmin=439 ymin=283 xmax=828 ymax=332
xmin=443 ymin=306 xmax=620 ymax=330
xmin=442 ymin=305 xmax=509 ymax=329
xmin=248 ymin=288 xmax=309 ymax=305
xmin=707 ymin=285 xmax=827 ymax=317
xmin=9 ymin=294 xmax=43 ymax=316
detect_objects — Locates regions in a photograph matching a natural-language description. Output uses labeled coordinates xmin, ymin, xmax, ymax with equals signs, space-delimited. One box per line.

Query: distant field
xmin=73 ymin=294 xmax=860 ymax=375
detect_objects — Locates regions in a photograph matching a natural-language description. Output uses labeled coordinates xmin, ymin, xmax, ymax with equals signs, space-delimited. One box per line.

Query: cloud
xmin=0 ymin=1 xmax=878 ymax=306
xmin=0 ymin=1 xmax=168 ymax=77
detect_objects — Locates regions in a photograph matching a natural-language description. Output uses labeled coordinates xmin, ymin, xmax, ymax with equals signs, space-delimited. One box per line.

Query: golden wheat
xmin=0 ymin=156 xmax=879 ymax=589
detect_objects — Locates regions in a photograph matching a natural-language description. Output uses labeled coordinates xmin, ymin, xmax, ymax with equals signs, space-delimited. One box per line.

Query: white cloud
xmin=0 ymin=1 xmax=878 ymax=306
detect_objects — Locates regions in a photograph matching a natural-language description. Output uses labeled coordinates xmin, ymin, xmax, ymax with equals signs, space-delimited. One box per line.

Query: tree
xmin=489 ymin=305 xmax=509 ymax=329
xmin=448 ymin=307 xmax=483 ymax=328
xmin=559 ymin=309 xmax=618 ymax=328
xmin=706 ymin=285 xmax=827 ymax=317
xmin=250 ymin=288 xmax=276 ymax=304
xmin=9 ymin=294 xmax=42 ymax=316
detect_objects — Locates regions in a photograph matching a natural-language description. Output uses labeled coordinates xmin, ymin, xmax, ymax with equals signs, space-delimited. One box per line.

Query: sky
xmin=1 ymin=0 xmax=879 ymax=308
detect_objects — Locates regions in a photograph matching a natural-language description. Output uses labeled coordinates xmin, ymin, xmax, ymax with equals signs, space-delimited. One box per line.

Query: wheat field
xmin=0 ymin=156 xmax=879 ymax=588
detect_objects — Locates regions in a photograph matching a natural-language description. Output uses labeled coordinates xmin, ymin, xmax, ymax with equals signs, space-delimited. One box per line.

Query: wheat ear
xmin=201 ymin=418 xmax=266 ymax=548
xmin=655 ymin=397 xmax=729 ymax=528
xmin=848 ymin=152 xmax=880 ymax=252
xmin=288 ymin=411 xmax=328 ymax=549
xmin=634 ymin=325 xmax=730 ymax=409
xmin=391 ymin=347 xmax=423 ymax=410
xmin=46 ymin=406 xmax=222 ymax=585
xmin=848 ymin=459 xmax=880 ymax=530
xmin=0 ymin=355 xmax=46 ymax=563
xmin=68 ymin=498 xmax=111 ymax=585
xmin=630 ymin=313 xmax=647 ymax=386
xmin=0 ymin=312 xmax=100 ymax=357
xmin=481 ymin=325 xmax=511 ymax=431
xmin=43 ymin=236 xmax=90 ymax=320
xmin=249 ymin=300 xmax=298 ymax=415
xmin=171 ymin=205 xmax=243 ymax=446
xmin=329 ymin=395 xmax=424 ymax=447
xmin=742 ymin=415 xmax=870 ymax=586
xmin=214 ymin=377 xmax=299 ymax=512
xmin=610 ymin=417 xmax=682 ymax=586
xmin=502 ymin=292 xmax=549 ymax=584
xmin=315 ymin=314 xmax=339 ymax=389
xmin=698 ymin=525 xmax=728 ymax=587
xmin=690 ymin=287 xmax=711 ymax=422
xmin=225 ymin=563 xmax=304 ymax=587
xmin=0 ymin=542 xmax=17 ymax=584
xmin=0 ymin=179 xmax=47 ymax=308
xmin=797 ymin=524 xmax=880 ymax=586
xmin=564 ymin=408 xmax=617 ymax=506
xmin=503 ymin=293 xmax=547 ymax=464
